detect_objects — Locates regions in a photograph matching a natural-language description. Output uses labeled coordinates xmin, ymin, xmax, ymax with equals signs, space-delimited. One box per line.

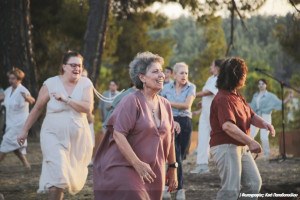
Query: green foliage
xmin=31 ymin=0 xmax=90 ymax=85
xmin=106 ymin=11 xmax=173 ymax=89
xmin=273 ymin=14 xmax=300 ymax=63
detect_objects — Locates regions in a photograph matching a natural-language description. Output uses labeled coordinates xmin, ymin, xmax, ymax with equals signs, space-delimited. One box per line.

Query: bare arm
xmin=18 ymin=85 xmax=50 ymax=145
xmin=87 ymin=113 xmax=95 ymax=124
xmin=0 ymin=93 xmax=5 ymax=101
xmin=251 ymin=114 xmax=275 ymax=137
xmin=52 ymin=85 xmax=93 ymax=114
xmin=21 ymin=92 xmax=35 ymax=105
xmin=222 ymin=121 xmax=262 ymax=153
xmin=113 ymin=131 xmax=156 ymax=184
xmin=170 ymin=95 xmax=195 ymax=110
xmin=196 ymin=90 xmax=213 ymax=98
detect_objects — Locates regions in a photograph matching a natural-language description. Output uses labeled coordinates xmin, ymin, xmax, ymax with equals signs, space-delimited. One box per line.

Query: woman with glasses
xmin=18 ymin=51 xmax=94 ymax=200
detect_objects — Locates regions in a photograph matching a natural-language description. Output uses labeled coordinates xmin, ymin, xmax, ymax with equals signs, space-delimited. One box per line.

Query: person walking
xmin=0 ymin=68 xmax=35 ymax=169
xmin=17 ymin=51 xmax=94 ymax=200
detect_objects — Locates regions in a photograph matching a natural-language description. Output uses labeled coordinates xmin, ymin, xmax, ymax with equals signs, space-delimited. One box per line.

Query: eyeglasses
xmin=66 ymin=63 xmax=83 ymax=68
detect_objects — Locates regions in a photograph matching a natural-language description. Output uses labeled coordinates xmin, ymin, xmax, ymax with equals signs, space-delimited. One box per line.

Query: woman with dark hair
xmin=190 ymin=58 xmax=224 ymax=174
xmin=93 ymin=52 xmax=177 ymax=200
xmin=0 ymin=68 xmax=35 ymax=168
xmin=210 ymin=58 xmax=275 ymax=200
xmin=18 ymin=51 xmax=94 ymax=199
xmin=249 ymin=79 xmax=293 ymax=157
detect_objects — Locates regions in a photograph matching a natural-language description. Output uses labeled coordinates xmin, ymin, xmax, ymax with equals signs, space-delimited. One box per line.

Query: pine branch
xmin=289 ymin=0 xmax=300 ymax=13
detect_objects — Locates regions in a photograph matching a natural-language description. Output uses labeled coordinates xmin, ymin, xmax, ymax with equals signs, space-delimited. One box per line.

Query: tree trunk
xmin=82 ymin=0 xmax=111 ymax=85
xmin=0 ymin=0 xmax=38 ymax=97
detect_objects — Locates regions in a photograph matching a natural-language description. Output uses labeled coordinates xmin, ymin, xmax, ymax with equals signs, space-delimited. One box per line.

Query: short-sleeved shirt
xmin=98 ymin=90 xmax=120 ymax=122
xmin=210 ymin=89 xmax=255 ymax=147
xmin=160 ymin=81 xmax=196 ymax=118
xmin=249 ymin=91 xmax=282 ymax=116
xmin=93 ymin=91 xmax=175 ymax=198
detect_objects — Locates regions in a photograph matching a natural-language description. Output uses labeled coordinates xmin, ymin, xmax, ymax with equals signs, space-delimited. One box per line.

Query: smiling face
xmin=62 ymin=56 xmax=83 ymax=80
xmin=174 ymin=66 xmax=188 ymax=86
xmin=140 ymin=62 xmax=165 ymax=92
xmin=258 ymin=80 xmax=267 ymax=91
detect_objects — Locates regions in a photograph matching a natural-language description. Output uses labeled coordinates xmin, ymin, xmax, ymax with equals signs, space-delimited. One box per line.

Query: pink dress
xmin=93 ymin=91 xmax=174 ymax=200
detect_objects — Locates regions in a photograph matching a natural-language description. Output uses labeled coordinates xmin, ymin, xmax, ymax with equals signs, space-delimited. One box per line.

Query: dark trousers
xmin=174 ymin=116 xmax=192 ymax=190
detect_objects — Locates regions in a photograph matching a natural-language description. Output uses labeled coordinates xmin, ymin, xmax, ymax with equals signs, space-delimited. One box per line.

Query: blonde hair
xmin=173 ymin=62 xmax=189 ymax=74
xmin=7 ymin=67 xmax=25 ymax=81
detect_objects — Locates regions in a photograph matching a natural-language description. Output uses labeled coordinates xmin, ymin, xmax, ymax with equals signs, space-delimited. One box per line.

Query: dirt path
xmin=0 ymin=137 xmax=299 ymax=200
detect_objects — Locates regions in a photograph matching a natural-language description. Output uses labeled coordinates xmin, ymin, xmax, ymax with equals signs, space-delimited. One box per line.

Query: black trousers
xmin=174 ymin=116 xmax=192 ymax=190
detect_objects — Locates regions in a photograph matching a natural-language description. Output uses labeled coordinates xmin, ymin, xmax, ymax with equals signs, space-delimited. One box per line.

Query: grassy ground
xmin=0 ymin=132 xmax=299 ymax=200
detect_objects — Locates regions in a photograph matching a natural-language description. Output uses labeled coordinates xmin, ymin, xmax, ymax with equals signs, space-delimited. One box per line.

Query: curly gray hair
xmin=129 ymin=52 xmax=164 ymax=89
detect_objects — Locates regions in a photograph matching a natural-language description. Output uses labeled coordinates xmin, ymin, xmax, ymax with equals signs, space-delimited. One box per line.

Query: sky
xmin=149 ymin=0 xmax=296 ymax=19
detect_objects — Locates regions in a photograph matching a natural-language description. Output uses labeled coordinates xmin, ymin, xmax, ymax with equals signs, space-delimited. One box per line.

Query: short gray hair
xmin=173 ymin=62 xmax=189 ymax=74
xmin=129 ymin=52 xmax=164 ymax=89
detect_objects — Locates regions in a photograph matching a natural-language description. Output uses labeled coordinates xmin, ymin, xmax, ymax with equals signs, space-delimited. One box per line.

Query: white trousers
xmin=196 ymin=110 xmax=211 ymax=165
xmin=211 ymin=144 xmax=262 ymax=200
xmin=249 ymin=113 xmax=271 ymax=157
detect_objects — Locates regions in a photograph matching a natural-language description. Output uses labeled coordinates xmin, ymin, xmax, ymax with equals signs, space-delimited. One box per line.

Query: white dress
xmin=0 ymin=84 xmax=30 ymax=154
xmin=38 ymin=76 xmax=93 ymax=194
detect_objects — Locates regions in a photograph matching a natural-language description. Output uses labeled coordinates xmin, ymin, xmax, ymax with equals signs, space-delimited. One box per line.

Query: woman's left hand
xmin=52 ymin=92 xmax=67 ymax=103
xmin=166 ymin=168 xmax=178 ymax=192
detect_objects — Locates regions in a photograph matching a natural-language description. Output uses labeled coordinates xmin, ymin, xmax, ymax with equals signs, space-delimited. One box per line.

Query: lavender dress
xmin=93 ymin=91 xmax=174 ymax=200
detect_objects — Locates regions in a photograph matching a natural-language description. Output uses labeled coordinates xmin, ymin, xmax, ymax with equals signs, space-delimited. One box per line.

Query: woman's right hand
xmin=17 ymin=131 xmax=28 ymax=146
xmin=133 ymin=160 xmax=156 ymax=184
xmin=248 ymin=140 xmax=262 ymax=153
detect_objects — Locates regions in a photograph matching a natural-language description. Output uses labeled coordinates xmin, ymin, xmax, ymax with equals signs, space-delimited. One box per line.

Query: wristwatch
xmin=66 ymin=96 xmax=72 ymax=105
xmin=168 ymin=162 xmax=178 ymax=168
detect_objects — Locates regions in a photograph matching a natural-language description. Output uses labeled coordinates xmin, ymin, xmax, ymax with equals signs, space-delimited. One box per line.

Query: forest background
xmin=0 ymin=0 xmax=299 ymax=144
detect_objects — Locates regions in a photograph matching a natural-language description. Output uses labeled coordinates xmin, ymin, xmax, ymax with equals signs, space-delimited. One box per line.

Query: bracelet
xmin=66 ymin=96 xmax=72 ymax=105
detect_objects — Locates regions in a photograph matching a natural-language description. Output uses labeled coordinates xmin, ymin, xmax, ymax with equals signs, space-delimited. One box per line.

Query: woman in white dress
xmin=18 ymin=51 xmax=94 ymax=200
xmin=0 ymin=68 xmax=35 ymax=168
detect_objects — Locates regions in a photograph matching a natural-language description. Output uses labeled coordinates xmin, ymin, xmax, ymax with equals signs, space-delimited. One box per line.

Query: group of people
xmin=0 ymin=50 xmax=293 ymax=200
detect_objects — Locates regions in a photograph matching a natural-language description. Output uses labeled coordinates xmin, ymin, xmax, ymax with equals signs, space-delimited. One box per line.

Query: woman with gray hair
xmin=93 ymin=52 xmax=178 ymax=199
